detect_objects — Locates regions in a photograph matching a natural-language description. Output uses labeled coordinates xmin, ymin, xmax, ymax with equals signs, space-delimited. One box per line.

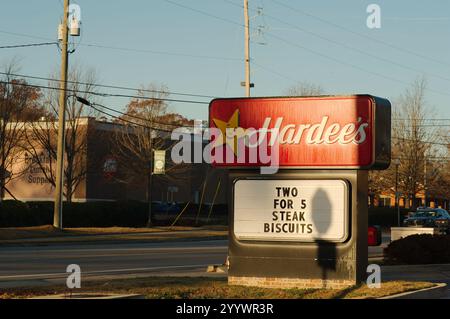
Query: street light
xmin=72 ymin=95 xmax=91 ymax=106
xmin=393 ymin=158 xmax=401 ymax=226
xmin=69 ymin=95 xmax=159 ymax=227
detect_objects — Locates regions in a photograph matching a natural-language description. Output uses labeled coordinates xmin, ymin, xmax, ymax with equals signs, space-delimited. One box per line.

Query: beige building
xmin=5 ymin=117 xmax=228 ymax=205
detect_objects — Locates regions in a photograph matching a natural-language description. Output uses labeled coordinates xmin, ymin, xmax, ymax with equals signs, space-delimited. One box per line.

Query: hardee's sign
xmin=209 ymin=95 xmax=391 ymax=169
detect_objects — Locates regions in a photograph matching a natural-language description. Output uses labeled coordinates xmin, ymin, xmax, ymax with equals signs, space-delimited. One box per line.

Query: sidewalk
xmin=382 ymin=263 xmax=450 ymax=283
xmin=0 ymin=227 xmax=228 ymax=246
xmin=382 ymin=263 xmax=450 ymax=299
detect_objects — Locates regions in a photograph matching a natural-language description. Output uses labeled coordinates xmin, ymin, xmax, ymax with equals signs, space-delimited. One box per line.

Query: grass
xmin=0 ymin=225 xmax=228 ymax=244
xmin=0 ymin=277 xmax=435 ymax=299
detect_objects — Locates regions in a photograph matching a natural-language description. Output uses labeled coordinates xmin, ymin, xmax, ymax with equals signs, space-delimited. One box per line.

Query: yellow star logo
xmin=212 ymin=109 xmax=241 ymax=155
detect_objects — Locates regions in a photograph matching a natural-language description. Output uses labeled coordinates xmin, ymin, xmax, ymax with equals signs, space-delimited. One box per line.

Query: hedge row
xmin=0 ymin=200 xmax=228 ymax=228
xmin=0 ymin=200 xmax=420 ymax=228
xmin=385 ymin=234 xmax=450 ymax=264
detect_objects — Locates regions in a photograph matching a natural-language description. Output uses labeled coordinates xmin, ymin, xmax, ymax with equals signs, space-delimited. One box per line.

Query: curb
xmin=0 ymin=235 xmax=228 ymax=247
xmin=29 ymin=293 xmax=145 ymax=299
xmin=379 ymin=283 xmax=447 ymax=299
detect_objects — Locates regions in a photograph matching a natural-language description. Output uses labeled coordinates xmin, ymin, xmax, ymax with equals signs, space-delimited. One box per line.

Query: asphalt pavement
xmin=0 ymin=240 xmax=228 ymax=288
xmin=0 ymin=231 xmax=388 ymax=288
xmin=2 ymin=231 xmax=449 ymax=299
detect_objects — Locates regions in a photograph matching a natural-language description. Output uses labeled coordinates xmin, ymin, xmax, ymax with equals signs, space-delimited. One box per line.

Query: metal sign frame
xmin=232 ymin=178 xmax=350 ymax=243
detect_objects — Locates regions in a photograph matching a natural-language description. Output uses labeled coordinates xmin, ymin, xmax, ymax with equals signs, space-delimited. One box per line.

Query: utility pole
xmin=53 ymin=0 xmax=70 ymax=229
xmin=244 ymin=0 xmax=251 ymax=97
xmin=394 ymin=159 xmax=400 ymax=226
xmin=147 ymin=159 xmax=153 ymax=227
xmin=147 ymin=116 xmax=154 ymax=227
xmin=424 ymin=159 xmax=427 ymax=207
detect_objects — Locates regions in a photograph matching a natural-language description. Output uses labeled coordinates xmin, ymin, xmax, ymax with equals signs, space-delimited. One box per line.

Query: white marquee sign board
xmin=233 ymin=179 xmax=349 ymax=242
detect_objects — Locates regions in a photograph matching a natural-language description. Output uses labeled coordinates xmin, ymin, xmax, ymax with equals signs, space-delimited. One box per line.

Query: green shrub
xmin=384 ymin=234 xmax=450 ymax=264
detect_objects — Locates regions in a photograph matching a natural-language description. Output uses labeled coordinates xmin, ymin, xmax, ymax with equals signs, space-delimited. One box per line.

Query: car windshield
xmin=413 ymin=211 xmax=438 ymax=217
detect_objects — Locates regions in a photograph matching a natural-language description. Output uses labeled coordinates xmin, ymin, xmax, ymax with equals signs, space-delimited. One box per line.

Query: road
xmin=0 ymin=240 xmax=228 ymax=288
xmin=0 ymin=234 xmax=390 ymax=289
xmin=1 ymin=234 xmax=448 ymax=298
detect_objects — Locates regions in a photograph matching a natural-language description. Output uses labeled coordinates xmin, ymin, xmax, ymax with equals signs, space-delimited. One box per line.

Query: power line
xmin=82 ymin=42 xmax=242 ymax=62
xmin=392 ymin=137 xmax=449 ymax=146
xmin=0 ymin=80 xmax=210 ymax=105
xmin=8 ymin=3 xmax=444 ymax=97
xmin=0 ymin=42 xmax=58 ymax=49
xmin=263 ymin=32 xmax=450 ymax=98
xmin=223 ymin=0 xmax=450 ymax=84
xmin=164 ymin=0 xmax=450 ymax=98
xmin=89 ymin=103 xmax=174 ymax=133
xmin=1 ymin=79 xmax=196 ymax=130
xmin=3 ymin=79 xmax=450 ymax=128
xmin=393 ymin=119 xmax=450 ymax=121
xmin=222 ymin=0 xmax=244 ymax=9
xmin=91 ymin=101 xmax=193 ymax=129
xmin=88 ymin=103 xmax=198 ymax=134
xmin=262 ymin=11 xmax=450 ymax=84
xmin=252 ymin=61 xmax=297 ymax=82
xmin=0 ymin=71 xmax=216 ymax=99
xmin=400 ymin=124 xmax=450 ymax=127
xmin=0 ymin=29 xmax=52 ymax=41
xmin=86 ymin=104 xmax=450 ymax=146
xmin=0 ymin=29 xmax=242 ymax=62
xmin=3 ymin=76 xmax=448 ymax=143
xmin=394 ymin=156 xmax=450 ymax=161
xmin=270 ymin=0 xmax=450 ymax=68
xmin=163 ymin=0 xmax=244 ymax=28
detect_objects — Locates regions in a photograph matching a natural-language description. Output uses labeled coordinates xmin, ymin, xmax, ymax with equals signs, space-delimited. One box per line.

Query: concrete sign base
xmin=229 ymin=276 xmax=356 ymax=289
xmin=227 ymin=170 xmax=368 ymax=289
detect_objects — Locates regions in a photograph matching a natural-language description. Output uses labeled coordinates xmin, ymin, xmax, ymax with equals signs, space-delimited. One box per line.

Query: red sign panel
xmin=209 ymin=95 xmax=390 ymax=169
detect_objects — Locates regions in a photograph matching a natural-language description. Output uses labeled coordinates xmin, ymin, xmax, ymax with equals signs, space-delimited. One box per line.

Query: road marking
xmin=0 ymin=264 xmax=210 ymax=280
xmin=0 ymin=246 xmax=228 ymax=257
xmin=23 ymin=251 xmax=227 ymax=259
xmin=0 ymin=242 xmax=228 ymax=255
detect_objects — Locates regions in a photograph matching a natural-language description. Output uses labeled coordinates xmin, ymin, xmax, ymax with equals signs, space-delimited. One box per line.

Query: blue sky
xmin=1 ymin=0 xmax=450 ymax=120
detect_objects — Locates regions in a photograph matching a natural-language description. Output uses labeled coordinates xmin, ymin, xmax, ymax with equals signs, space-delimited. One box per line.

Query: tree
xmin=23 ymin=66 xmax=99 ymax=202
xmin=285 ymin=82 xmax=324 ymax=96
xmin=370 ymin=77 xmax=441 ymax=209
xmin=0 ymin=62 xmax=45 ymax=201
xmin=394 ymin=77 xmax=435 ymax=209
xmin=114 ymin=84 xmax=190 ymax=226
xmin=425 ymin=158 xmax=450 ymax=203
xmin=368 ymin=169 xmax=393 ymax=207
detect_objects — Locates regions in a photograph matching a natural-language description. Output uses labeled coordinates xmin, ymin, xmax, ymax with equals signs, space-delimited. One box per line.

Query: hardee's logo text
xmin=212 ymin=109 xmax=369 ymax=155
xmin=171 ymin=108 xmax=371 ymax=174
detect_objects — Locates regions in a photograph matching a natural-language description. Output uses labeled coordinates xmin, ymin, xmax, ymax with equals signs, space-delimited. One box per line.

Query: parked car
xmin=403 ymin=207 xmax=450 ymax=234
xmin=152 ymin=201 xmax=180 ymax=213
